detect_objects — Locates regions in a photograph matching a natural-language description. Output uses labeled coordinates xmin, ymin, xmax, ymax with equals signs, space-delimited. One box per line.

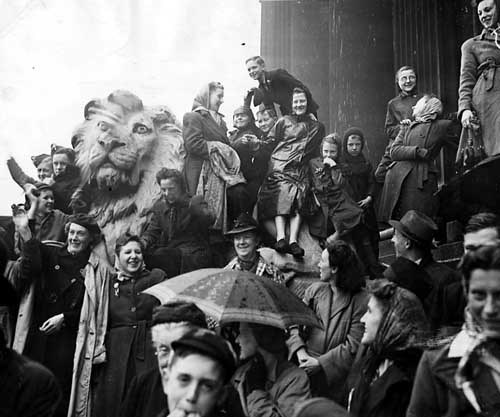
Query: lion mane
xmin=71 ymin=90 xmax=185 ymax=254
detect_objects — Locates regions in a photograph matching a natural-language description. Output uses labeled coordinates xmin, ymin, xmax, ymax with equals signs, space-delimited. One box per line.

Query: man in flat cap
xmin=160 ymin=328 xmax=238 ymax=417
xmin=225 ymin=213 xmax=286 ymax=285
xmin=13 ymin=211 xmax=101 ymax=417
xmin=121 ymin=301 xmax=208 ymax=417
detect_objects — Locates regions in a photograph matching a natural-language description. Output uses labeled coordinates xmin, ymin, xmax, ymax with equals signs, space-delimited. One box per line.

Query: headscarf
xmin=414 ymin=96 xmax=443 ymax=123
xmin=454 ymin=308 xmax=500 ymax=413
xmin=348 ymin=280 xmax=429 ymax=416
xmin=341 ymin=127 xmax=370 ymax=176
xmin=192 ymin=81 xmax=224 ymax=111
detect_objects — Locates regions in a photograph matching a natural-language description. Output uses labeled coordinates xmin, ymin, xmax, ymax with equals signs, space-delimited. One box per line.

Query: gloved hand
xmin=244 ymin=353 xmax=267 ymax=394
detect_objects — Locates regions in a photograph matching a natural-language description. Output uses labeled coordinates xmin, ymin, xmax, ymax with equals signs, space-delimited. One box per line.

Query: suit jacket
xmin=252 ymin=69 xmax=319 ymax=116
xmin=287 ymin=282 xmax=368 ymax=397
xmin=183 ymin=109 xmax=229 ymax=194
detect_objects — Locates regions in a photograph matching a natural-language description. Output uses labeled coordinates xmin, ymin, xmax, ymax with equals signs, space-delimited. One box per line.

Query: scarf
xmin=481 ymin=24 xmax=500 ymax=50
xmin=192 ymin=82 xmax=225 ymax=124
xmin=341 ymin=127 xmax=370 ymax=176
xmin=113 ymin=258 xmax=145 ymax=282
xmin=348 ymin=282 xmax=429 ymax=416
xmin=414 ymin=96 xmax=443 ymax=123
xmin=455 ymin=309 xmax=500 ymax=413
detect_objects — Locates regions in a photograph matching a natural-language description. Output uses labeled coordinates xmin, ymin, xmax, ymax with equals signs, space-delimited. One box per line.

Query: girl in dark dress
xmin=347 ymin=279 xmax=429 ymax=417
xmin=93 ymin=235 xmax=166 ymax=417
xmin=257 ymin=88 xmax=324 ymax=258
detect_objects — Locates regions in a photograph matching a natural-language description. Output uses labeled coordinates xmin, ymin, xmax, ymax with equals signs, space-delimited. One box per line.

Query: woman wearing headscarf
xmin=183 ymin=82 xmax=249 ymax=228
xmin=378 ymin=95 xmax=455 ymax=223
xmin=459 ymin=0 xmax=500 ymax=157
xmin=346 ymin=280 xmax=429 ymax=417
xmin=90 ymin=235 xmax=167 ymax=417
xmin=257 ymin=88 xmax=325 ymax=258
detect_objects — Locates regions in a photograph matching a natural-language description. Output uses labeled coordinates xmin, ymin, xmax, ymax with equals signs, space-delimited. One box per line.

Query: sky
xmin=0 ymin=0 xmax=261 ymax=214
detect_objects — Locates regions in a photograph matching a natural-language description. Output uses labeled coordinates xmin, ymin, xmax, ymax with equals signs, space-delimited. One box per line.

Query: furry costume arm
xmin=7 ymin=157 xmax=36 ymax=189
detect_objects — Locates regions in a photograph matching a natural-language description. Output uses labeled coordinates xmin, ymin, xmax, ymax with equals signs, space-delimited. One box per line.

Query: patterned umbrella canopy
xmin=143 ymin=268 xmax=322 ymax=329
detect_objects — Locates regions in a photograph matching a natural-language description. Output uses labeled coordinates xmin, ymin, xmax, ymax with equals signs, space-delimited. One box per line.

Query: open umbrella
xmin=143 ymin=269 xmax=322 ymax=329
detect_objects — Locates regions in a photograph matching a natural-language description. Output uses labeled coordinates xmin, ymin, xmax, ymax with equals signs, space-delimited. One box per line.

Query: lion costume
xmin=71 ymin=90 xmax=185 ymax=258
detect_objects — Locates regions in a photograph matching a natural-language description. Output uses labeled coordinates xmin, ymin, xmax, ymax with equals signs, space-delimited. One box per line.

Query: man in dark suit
xmin=244 ymin=56 xmax=319 ymax=117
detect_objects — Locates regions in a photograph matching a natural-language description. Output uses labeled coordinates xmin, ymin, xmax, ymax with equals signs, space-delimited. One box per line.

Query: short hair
xmin=256 ymin=107 xmax=277 ymax=119
xmin=459 ymin=244 xmax=500 ymax=291
xmin=321 ymin=133 xmax=341 ymax=151
xmin=114 ymin=234 xmax=144 ymax=257
xmin=465 ymin=212 xmax=500 ymax=234
xmin=245 ymin=55 xmax=265 ymax=66
xmin=155 ymin=168 xmax=186 ymax=193
xmin=208 ymin=81 xmax=224 ymax=94
xmin=326 ymin=240 xmax=365 ymax=293
xmin=395 ymin=65 xmax=417 ymax=83
xmin=169 ymin=346 xmax=227 ymax=384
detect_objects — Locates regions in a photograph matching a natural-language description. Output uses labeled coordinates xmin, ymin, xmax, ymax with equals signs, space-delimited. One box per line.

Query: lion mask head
xmin=71 ymin=90 xmax=185 ymax=250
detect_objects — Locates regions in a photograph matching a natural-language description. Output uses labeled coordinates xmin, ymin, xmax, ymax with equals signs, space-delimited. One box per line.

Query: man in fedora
xmin=225 ymin=213 xmax=286 ymax=285
xmin=388 ymin=209 xmax=460 ymax=330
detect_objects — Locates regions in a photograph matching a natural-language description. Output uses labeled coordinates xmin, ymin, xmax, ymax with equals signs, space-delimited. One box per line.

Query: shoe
xmin=274 ymin=239 xmax=289 ymax=254
xmin=288 ymin=242 xmax=305 ymax=258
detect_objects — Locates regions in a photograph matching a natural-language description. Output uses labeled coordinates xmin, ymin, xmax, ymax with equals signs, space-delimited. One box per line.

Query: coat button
xmin=130 ymin=306 xmax=137 ymax=312
xmin=54 ymin=265 xmax=60 ymax=270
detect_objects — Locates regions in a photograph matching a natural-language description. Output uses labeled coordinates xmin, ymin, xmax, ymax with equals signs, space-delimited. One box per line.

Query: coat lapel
xmin=200 ymin=111 xmax=228 ymax=142
xmin=364 ymin=364 xmax=408 ymax=412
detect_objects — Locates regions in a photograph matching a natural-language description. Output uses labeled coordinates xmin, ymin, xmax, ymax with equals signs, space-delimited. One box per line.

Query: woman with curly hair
xmin=287 ymin=240 xmax=367 ymax=402
xmin=346 ymin=279 xmax=429 ymax=417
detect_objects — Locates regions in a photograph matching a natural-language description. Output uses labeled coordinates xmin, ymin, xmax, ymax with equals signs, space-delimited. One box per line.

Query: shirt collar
xmin=448 ymin=329 xmax=474 ymax=358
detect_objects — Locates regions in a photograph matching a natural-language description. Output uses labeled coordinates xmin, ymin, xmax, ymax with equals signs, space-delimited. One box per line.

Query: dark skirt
xmin=257 ymin=169 xmax=308 ymax=220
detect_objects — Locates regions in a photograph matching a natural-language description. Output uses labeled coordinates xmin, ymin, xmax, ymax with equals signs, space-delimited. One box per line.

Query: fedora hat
xmin=225 ymin=213 xmax=259 ymax=236
xmin=389 ymin=210 xmax=438 ymax=247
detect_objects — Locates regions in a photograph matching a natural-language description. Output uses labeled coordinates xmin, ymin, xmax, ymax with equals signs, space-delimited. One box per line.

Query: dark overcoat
xmin=19 ymin=239 xmax=88 ymax=416
xmin=378 ymin=119 xmax=453 ymax=222
xmin=307 ymin=157 xmax=363 ymax=239
xmin=93 ymin=268 xmax=166 ymax=417
xmin=183 ymin=109 xmax=229 ymax=195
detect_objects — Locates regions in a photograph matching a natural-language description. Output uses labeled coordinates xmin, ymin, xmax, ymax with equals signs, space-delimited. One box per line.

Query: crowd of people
xmin=2 ymin=0 xmax=500 ymax=416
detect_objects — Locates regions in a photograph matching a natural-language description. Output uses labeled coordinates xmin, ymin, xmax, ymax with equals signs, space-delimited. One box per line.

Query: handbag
xmin=455 ymin=118 xmax=486 ymax=173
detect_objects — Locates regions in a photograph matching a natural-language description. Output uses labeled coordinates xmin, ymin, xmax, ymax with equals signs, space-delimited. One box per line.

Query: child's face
xmin=322 ymin=142 xmax=338 ymax=160
xmin=233 ymin=112 xmax=251 ymax=129
xmin=346 ymin=135 xmax=363 ymax=157
xmin=256 ymin=112 xmax=276 ymax=134
xmin=37 ymin=160 xmax=53 ymax=181
xmin=52 ymin=153 xmax=71 ymax=177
